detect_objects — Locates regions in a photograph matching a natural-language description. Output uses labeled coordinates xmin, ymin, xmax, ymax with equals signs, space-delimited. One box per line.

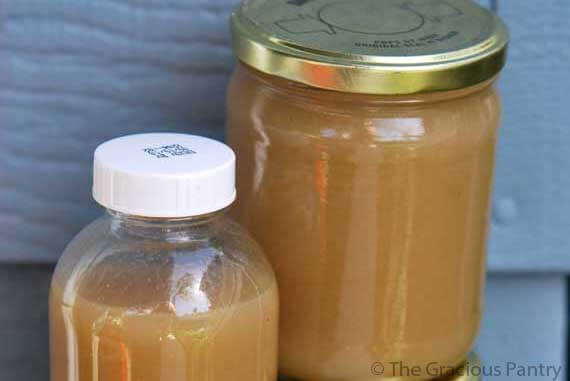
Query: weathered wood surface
xmin=2 ymin=0 xmax=569 ymax=271
xmin=0 ymin=265 xmax=52 ymax=380
xmin=488 ymin=0 xmax=570 ymax=272
xmin=0 ymin=0 xmax=235 ymax=263
xmin=478 ymin=274 xmax=567 ymax=380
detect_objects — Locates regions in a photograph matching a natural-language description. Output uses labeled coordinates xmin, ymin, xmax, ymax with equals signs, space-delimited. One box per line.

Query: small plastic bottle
xmin=49 ymin=133 xmax=278 ymax=381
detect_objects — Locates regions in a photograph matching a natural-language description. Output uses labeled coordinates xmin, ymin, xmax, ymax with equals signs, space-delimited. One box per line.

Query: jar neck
xmin=108 ymin=209 xmax=227 ymax=242
xmin=238 ymin=61 xmax=497 ymax=105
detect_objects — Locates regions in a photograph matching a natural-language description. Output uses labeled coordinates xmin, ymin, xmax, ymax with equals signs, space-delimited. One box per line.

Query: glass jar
xmin=49 ymin=134 xmax=278 ymax=381
xmin=227 ymin=0 xmax=507 ymax=380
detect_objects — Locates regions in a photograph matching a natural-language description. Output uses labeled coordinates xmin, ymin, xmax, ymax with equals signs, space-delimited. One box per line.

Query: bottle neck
xmin=108 ymin=208 xmax=227 ymax=242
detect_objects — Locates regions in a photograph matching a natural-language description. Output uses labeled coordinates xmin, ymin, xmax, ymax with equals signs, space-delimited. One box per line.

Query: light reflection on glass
xmin=368 ymin=118 xmax=425 ymax=142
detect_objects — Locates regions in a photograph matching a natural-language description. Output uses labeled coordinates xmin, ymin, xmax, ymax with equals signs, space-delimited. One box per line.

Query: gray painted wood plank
xmin=477 ymin=274 xmax=567 ymax=380
xmin=0 ymin=0 xmax=235 ymax=263
xmin=0 ymin=265 xmax=53 ymax=381
xmin=487 ymin=0 xmax=570 ymax=272
xmin=0 ymin=0 xmax=569 ymax=273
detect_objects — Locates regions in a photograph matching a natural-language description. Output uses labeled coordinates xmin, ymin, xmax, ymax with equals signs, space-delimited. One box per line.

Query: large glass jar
xmin=227 ymin=1 xmax=507 ymax=380
xmin=50 ymin=134 xmax=278 ymax=381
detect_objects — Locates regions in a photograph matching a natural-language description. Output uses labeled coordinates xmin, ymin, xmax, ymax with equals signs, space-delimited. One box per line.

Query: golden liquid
xmin=50 ymin=265 xmax=278 ymax=381
xmin=227 ymin=64 xmax=500 ymax=380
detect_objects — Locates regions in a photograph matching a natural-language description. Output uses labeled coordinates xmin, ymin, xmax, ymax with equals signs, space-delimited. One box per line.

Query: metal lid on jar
xmin=231 ymin=0 xmax=508 ymax=94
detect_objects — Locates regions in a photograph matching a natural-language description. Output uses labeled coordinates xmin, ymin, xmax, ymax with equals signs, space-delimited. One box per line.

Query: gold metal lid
xmin=231 ymin=0 xmax=509 ymax=94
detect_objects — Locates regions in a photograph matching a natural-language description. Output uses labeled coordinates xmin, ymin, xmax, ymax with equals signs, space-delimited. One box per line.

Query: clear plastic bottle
xmin=49 ymin=133 xmax=278 ymax=381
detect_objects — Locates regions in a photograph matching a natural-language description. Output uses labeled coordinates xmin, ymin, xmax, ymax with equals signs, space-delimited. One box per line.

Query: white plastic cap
xmin=93 ymin=133 xmax=236 ymax=218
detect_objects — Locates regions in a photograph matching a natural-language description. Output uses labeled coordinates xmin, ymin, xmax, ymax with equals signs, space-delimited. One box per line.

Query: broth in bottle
xmin=50 ymin=133 xmax=278 ymax=381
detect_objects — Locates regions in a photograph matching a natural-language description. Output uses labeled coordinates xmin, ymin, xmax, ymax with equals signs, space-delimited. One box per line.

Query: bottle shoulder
xmin=52 ymin=213 xmax=276 ymax=317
